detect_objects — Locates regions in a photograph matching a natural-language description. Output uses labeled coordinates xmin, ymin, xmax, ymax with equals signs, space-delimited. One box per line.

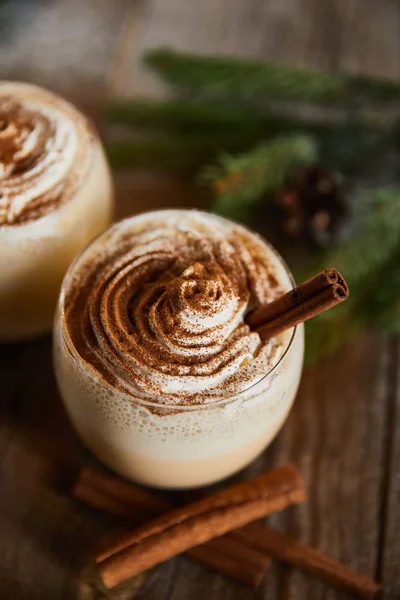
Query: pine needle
xmin=203 ymin=135 xmax=317 ymax=222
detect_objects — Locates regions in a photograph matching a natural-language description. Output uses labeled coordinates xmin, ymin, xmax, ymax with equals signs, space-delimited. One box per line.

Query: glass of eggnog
xmin=0 ymin=82 xmax=114 ymax=341
xmin=54 ymin=210 xmax=304 ymax=489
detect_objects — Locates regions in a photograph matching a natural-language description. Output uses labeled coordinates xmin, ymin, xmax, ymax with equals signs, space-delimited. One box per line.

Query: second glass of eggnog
xmin=0 ymin=81 xmax=114 ymax=341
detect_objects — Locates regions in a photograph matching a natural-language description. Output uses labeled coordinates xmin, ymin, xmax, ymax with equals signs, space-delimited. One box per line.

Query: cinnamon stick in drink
xmin=96 ymin=464 xmax=305 ymax=589
xmin=247 ymin=268 xmax=349 ymax=340
xmin=73 ymin=467 xmax=271 ymax=587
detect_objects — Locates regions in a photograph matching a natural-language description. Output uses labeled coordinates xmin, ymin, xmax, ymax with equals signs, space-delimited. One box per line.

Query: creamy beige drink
xmin=54 ymin=210 xmax=304 ymax=489
xmin=0 ymin=82 xmax=114 ymax=341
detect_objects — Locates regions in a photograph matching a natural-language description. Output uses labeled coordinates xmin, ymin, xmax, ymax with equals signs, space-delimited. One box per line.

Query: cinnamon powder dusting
xmin=0 ymin=88 xmax=93 ymax=226
xmin=63 ymin=211 xmax=292 ymax=407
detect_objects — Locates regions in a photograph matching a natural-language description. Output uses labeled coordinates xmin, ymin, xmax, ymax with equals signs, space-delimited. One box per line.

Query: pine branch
xmin=204 ymin=135 xmax=317 ymax=222
xmin=301 ymin=187 xmax=400 ymax=362
xmin=317 ymin=123 xmax=394 ymax=174
xmin=107 ymin=97 xmax=390 ymax=137
xmin=143 ymin=48 xmax=340 ymax=105
xmin=378 ymin=291 xmax=400 ymax=334
xmin=106 ymin=129 xmax=270 ymax=172
xmin=106 ymin=98 xmax=266 ymax=134
xmin=144 ymin=48 xmax=400 ymax=107
xmin=323 ymin=188 xmax=400 ymax=286
xmin=106 ymin=138 xmax=205 ymax=171
xmin=362 ymin=244 xmax=400 ymax=333
xmin=106 ymin=96 xmax=396 ymax=177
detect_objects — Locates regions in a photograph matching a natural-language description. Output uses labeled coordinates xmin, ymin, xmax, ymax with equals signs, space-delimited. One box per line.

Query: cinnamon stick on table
xmin=247 ymin=268 xmax=349 ymax=340
xmin=73 ymin=467 xmax=271 ymax=587
xmin=236 ymin=524 xmax=382 ymax=600
xmin=75 ymin=466 xmax=381 ymax=599
xmin=95 ymin=464 xmax=305 ymax=589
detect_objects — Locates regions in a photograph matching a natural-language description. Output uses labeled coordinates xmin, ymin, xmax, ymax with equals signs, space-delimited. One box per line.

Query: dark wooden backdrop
xmin=0 ymin=1 xmax=399 ymax=599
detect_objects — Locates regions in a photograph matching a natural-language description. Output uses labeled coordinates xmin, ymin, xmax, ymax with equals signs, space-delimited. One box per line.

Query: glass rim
xmin=58 ymin=208 xmax=299 ymax=411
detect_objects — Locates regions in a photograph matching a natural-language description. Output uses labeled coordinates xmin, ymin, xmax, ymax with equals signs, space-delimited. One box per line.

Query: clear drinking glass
xmin=0 ymin=81 xmax=114 ymax=341
xmin=54 ymin=211 xmax=304 ymax=489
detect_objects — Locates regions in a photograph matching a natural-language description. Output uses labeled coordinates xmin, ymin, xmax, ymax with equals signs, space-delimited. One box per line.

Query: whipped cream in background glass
xmin=0 ymin=82 xmax=114 ymax=341
xmin=54 ymin=210 xmax=304 ymax=489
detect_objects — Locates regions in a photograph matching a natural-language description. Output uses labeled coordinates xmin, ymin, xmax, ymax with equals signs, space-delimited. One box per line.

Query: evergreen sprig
xmin=323 ymin=188 xmax=400 ymax=285
xmin=144 ymin=48 xmax=400 ymax=107
xmin=107 ymin=87 xmax=395 ymax=176
xmin=203 ymin=135 xmax=317 ymax=222
xmin=106 ymin=128 xmax=274 ymax=172
xmin=373 ymin=262 xmax=400 ymax=333
xmin=302 ymin=188 xmax=400 ymax=361
xmin=107 ymin=98 xmax=264 ymax=134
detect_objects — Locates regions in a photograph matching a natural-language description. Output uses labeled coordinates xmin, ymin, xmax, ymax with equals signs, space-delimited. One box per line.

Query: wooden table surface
xmin=1 ymin=1 xmax=399 ymax=599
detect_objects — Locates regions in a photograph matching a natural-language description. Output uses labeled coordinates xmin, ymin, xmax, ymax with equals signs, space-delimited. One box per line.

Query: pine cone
xmin=275 ymin=164 xmax=349 ymax=246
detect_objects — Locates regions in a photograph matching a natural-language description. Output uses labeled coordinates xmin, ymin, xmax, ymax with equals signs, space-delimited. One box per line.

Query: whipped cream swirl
xmin=64 ymin=211 xmax=291 ymax=406
xmin=0 ymin=84 xmax=92 ymax=225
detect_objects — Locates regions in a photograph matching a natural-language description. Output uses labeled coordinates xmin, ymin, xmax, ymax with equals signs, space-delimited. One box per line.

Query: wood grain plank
xmin=0 ymin=337 xmax=144 ymax=600
xmin=0 ymin=340 xmax=85 ymax=600
xmin=274 ymin=332 xmax=389 ymax=600
xmin=333 ymin=0 xmax=400 ymax=79
xmin=112 ymin=0 xmax=341 ymax=100
xmin=322 ymin=5 xmax=400 ymax=599
xmin=379 ymin=340 xmax=400 ymax=598
xmin=275 ymin=3 xmax=400 ymax=597
xmin=0 ymin=0 xmax=130 ymax=106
